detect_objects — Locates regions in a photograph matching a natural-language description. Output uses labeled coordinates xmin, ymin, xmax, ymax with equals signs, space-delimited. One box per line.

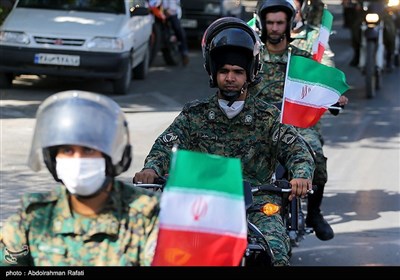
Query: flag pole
xmin=280 ymin=47 xmax=292 ymax=124
xmin=272 ymin=48 xmax=293 ymax=184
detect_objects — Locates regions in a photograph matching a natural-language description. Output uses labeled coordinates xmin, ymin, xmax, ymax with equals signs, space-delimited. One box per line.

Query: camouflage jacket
xmin=0 ymin=181 xmax=160 ymax=266
xmin=143 ymin=93 xmax=315 ymax=188
xmin=250 ymin=45 xmax=311 ymax=103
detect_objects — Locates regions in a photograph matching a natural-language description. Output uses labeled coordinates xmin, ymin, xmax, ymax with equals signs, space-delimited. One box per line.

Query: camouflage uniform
xmin=142 ymin=93 xmax=315 ymax=266
xmin=0 ymin=181 xmax=160 ymax=266
xmin=249 ymin=44 xmax=328 ymax=214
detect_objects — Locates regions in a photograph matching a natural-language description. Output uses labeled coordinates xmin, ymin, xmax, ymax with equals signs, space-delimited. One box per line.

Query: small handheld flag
xmin=280 ymin=53 xmax=349 ymax=128
xmin=312 ymin=8 xmax=334 ymax=63
xmin=152 ymin=148 xmax=247 ymax=266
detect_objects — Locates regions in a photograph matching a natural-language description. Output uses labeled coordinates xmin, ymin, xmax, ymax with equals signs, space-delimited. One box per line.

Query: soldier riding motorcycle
xmin=350 ymin=0 xmax=398 ymax=98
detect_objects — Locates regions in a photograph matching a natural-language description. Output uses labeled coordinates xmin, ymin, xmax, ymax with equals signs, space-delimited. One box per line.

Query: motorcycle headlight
xmin=387 ymin=0 xmax=399 ymax=8
xmin=365 ymin=13 xmax=380 ymax=24
xmin=261 ymin=203 xmax=280 ymax=216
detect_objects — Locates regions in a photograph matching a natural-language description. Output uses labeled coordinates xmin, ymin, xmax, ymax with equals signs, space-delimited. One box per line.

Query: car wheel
xmin=133 ymin=45 xmax=150 ymax=80
xmin=0 ymin=72 xmax=14 ymax=88
xmin=149 ymin=22 xmax=162 ymax=66
xmin=113 ymin=59 xmax=132 ymax=95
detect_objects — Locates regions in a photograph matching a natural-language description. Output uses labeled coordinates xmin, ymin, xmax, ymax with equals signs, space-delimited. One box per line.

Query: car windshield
xmin=17 ymin=0 xmax=125 ymax=14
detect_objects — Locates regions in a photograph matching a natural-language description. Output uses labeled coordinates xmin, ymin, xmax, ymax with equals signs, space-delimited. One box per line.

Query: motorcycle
xmin=134 ymin=168 xmax=315 ymax=266
xmin=358 ymin=0 xmax=387 ymax=98
xmin=387 ymin=0 xmax=400 ymax=67
xmin=241 ymin=169 xmax=315 ymax=266
xmin=148 ymin=0 xmax=181 ymax=66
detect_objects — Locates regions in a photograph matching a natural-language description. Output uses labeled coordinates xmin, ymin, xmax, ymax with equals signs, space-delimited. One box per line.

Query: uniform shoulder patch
xmin=183 ymin=98 xmax=209 ymax=111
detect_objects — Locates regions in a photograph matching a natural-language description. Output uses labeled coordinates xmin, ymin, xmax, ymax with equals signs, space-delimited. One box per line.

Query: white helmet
xmin=28 ymin=90 xmax=132 ymax=181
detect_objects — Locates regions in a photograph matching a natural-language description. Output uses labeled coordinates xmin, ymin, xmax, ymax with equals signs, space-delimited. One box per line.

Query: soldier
xmin=290 ymin=0 xmax=349 ymax=105
xmin=349 ymin=0 xmax=397 ymax=70
xmin=251 ymin=0 xmax=348 ymax=242
xmin=305 ymin=0 xmax=325 ymax=27
xmin=0 ymin=90 xmax=160 ymax=266
xmin=291 ymin=0 xmax=335 ymax=67
xmin=133 ymin=17 xmax=315 ymax=266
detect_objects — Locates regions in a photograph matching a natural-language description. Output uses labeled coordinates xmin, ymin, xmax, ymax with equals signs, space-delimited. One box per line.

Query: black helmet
xmin=258 ymin=0 xmax=297 ymax=43
xmin=28 ymin=90 xmax=132 ymax=181
xmin=295 ymin=0 xmax=312 ymax=23
xmin=201 ymin=17 xmax=262 ymax=88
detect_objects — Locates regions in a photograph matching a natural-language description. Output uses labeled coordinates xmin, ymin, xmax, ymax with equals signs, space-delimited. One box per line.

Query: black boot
xmin=349 ymin=49 xmax=360 ymax=67
xmin=306 ymin=185 xmax=334 ymax=241
xmin=386 ymin=52 xmax=394 ymax=72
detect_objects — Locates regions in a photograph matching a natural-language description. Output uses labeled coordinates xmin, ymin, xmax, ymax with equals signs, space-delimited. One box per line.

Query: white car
xmin=0 ymin=0 xmax=153 ymax=95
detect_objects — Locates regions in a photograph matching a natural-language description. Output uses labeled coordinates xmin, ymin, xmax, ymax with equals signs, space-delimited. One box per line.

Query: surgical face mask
xmin=56 ymin=157 xmax=106 ymax=196
xmin=218 ymin=99 xmax=245 ymax=119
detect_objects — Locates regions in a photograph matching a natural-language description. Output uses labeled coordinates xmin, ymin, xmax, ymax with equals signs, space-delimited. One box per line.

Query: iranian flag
xmin=151 ymin=149 xmax=247 ymax=266
xmin=312 ymin=8 xmax=333 ymax=63
xmin=280 ymin=54 xmax=349 ymax=128
xmin=247 ymin=13 xmax=257 ymax=31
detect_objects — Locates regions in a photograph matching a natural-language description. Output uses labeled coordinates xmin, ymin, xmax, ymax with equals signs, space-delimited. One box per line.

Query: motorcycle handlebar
xmin=251 ymin=180 xmax=317 ymax=195
xmin=133 ymin=177 xmax=316 ymax=195
xmin=132 ymin=176 xmax=167 ymax=191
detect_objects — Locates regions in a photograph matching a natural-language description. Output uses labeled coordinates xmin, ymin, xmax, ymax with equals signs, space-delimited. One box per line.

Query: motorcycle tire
xmin=149 ymin=21 xmax=162 ymax=66
xmin=365 ymin=41 xmax=377 ymax=99
xmin=161 ymin=41 xmax=181 ymax=66
xmin=161 ymin=21 xmax=181 ymax=66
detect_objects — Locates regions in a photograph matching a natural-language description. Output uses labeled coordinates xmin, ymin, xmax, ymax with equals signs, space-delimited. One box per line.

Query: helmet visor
xmin=28 ymin=91 xmax=128 ymax=172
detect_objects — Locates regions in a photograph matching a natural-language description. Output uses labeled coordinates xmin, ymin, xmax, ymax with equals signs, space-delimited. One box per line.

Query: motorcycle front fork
xmin=359 ymin=22 xmax=385 ymax=70
xmin=287 ymin=197 xmax=313 ymax=247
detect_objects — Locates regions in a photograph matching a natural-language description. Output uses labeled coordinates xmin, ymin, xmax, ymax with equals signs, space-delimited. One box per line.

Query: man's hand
xmin=338 ymin=95 xmax=349 ymax=106
xmin=133 ymin=168 xmax=158 ymax=184
xmin=288 ymin=178 xmax=312 ymax=201
xmin=164 ymin=8 xmax=172 ymax=17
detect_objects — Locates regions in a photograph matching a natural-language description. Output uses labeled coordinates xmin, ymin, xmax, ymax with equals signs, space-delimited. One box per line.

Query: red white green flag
xmin=247 ymin=15 xmax=257 ymax=31
xmin=312 ymin=8 xmax=333 ymax=62
xmin=151 ymin=148 xmax=247 ymax=266
xmin=281 ymin=54 xmax=349 ymax=128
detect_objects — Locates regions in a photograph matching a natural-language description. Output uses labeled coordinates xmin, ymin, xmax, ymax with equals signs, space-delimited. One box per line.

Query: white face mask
xmin=218 ymin=99 xmax=245 ymax=119
xmin=56 ymin=158 xmax=106 ymax=196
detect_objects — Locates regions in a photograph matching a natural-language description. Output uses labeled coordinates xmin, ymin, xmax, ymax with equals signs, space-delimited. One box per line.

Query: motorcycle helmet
xmin=298 ymin=0 xmax=311 ymax=22
xmin=201 ymin=17 xmax=262 ymax=88
xmin=28 ymin=90 xmax=132 ymax=181
xmin=257 ymin=0 xmax=297 ymax=43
